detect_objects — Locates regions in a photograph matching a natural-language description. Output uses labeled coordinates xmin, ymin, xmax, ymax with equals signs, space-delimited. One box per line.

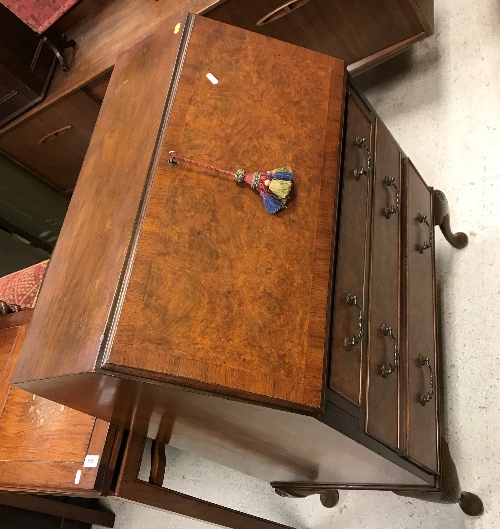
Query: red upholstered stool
xmin=0 ymin=260 xmax=48 ymax=310
xmin=1 ymin=0 xmax=80 ymax=34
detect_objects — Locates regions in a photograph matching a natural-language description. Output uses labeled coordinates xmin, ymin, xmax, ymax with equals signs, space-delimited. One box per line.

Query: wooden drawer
xmin=329 ymin=90 xmax=372 ymax=406
xmin=365 ymin=119 xmax=401 ymax=449
xmin=204 ymin=0 xmax=431 ymax=70
xmin=402 ymin=159 xmax=438 ymax=473
xmin=0 ymin=90 xmax=100 ymax=193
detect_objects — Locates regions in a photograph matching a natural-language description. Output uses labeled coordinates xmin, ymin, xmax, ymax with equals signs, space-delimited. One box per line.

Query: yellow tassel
xmin=269 ymin=178 xmax=292 ymax=199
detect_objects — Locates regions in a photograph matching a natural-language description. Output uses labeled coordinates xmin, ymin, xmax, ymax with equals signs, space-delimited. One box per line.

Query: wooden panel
xmin=0 ymin=91 xmax=100 ymax=192
xmin=0 ymin=388 xmax=95 ymax=462
xmin=0 ymin=0 xmax=223 ymax=135
xmin=82 ymin=71 xmax=112 ymax=104
xmin=329 ymin=90 xmax=372 ymax=405
xmin=0 ymin=326 xmax=20 ymax=413
xmin=13 ymin=16 xmax=188 ymax=385
xmin=204 ymin=0 xmax=424 ymax=65
xmin=0 ymin=314 xmax=111 ymax=494
xmin=16 ymin=371 xmax=429 ymax=485
xmin=403 ymin=159 xmax=438 ymax=473
xmin=366 ymin=119 xmax=401 ymax=450
xmin=407 ymin=0 xmax=434 ymax=34
xmin=106 ymin=16 xmax=345 ymax=410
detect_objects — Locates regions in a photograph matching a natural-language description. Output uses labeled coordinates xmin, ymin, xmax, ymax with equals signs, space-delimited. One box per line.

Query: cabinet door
xmin=365 ymin=120 xmax=401 ymax=450
xmin=402 ymin=159 xmax=438 ymax=473
xmin=329 ymin=91 xmax=372 ymax=406
xmin=0 ymin=312 xmax=113 ymax=494
xmin=0 ymin=90 xmax=100 ymax=193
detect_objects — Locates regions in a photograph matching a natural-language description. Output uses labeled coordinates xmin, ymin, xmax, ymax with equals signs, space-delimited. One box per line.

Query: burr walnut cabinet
xmin=10 ymin=14 xmax=482 ymax=517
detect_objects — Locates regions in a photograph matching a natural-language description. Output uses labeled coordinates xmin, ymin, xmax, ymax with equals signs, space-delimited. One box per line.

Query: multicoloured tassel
xmin=168 ymin=152 xmax=293 ymax=215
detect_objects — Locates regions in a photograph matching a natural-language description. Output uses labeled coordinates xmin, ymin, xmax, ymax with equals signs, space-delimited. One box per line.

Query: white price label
xmin=83 ymin=455 xmax=100 ymax=468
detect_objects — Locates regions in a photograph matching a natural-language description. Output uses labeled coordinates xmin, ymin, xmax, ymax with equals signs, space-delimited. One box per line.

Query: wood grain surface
xmin=365 ymin=119 xmax=401 ymax=450
xmin=0 ymin=313 xmax=112 ymax=494
xmin=0 ymin=90 xmax=100 ymax=192
xmin=403 ymin=160 xmax=438 ymax=473
xmin=205 ymin=0 xmax=427 ymax=65
xmin=329 ymin=90 xmax=372 ymax=405
xmin=0 ymin=0 xmax=216 ymax=135
xmin=106 ymin=16 xmax=345 ymax=410
xmin=13 ymin=16 xmax=189 ymax=385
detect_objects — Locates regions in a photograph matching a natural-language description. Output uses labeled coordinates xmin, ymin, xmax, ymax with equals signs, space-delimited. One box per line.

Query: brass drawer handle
xmin=417 ymin=213 xmax=433 ymax=253
xmin=380 ymin=323 xmax=399 ymax=377
xmin=384 ymin=176 xmax=399 ymax=218
xmin=419 ymin=354 xmax=434 ymax=406
xmin=256 ymin=0 xmax=311 ymax=26
xmin=354 ymin=137 xmax=371 ymax=180
xmin=38 ymin=125 xmax=72 ymax=145
xmin=344 ymin=293 xmax=363 ymax=351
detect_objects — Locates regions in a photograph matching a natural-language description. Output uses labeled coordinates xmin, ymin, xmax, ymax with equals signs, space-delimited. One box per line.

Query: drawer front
xmin=329 ymin=91 xmax=372 ymax=405
xmin=205 ymin=0 xmax=424 ymax=65
xmin=0 ymin=90 xmax=100 ymax=192
xmin=365 ymin=120 xmax=401 ymax=449
xmin=403 ymin=159 xmax=438 ymax=473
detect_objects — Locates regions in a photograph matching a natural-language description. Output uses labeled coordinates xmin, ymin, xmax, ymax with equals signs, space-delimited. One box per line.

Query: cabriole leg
xmin=433 ymin=189 xmax=468 ymax=249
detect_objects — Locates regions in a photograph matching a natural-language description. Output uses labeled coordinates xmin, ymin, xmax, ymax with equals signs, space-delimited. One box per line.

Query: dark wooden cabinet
xmin=0 ymin=90 xmax=100 ymax=193
xmin=0 ymin=0 xmax=434 ymax=194
xmin=203 ymin=0 xmax=434 ymax=73
xmin=9 ymin=14 xmax=481 ymax=517
xmin=0 ymin=4 xmax=57 ymax=129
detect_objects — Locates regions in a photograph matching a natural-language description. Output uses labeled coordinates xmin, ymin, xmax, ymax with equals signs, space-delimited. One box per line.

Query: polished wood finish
xmin=0 ymin=310 xmax=113 ymax=495
xmin=433 ymin=189 xmax=469 ymax=249
xmin=0 ymin=309 xmax=33 ymax=329
xmin=0 ymin=0 xmax=433 ymax=196
xmin=347 ymin=33 xmax=425 ymax=77
xmin=149 ymin=439 xmax=168 ymax=487
xmin=365 ymin=119 xmax=401 ymax=450
xmin=6 ymin=16 xmax=481 ymax=519
xmin=274 ymin=484 xmax=340 ymax=508
xmin=394 ymin=438 xmax=484 ymax=516
xmin=0 ymin=494 xmax=114 ymax=528
xmin=0 ymin=0 xmax=433 ymax=138
xmin=0 ymin=0 xmax=217 ymax=136
xmin=106 ymin=15 xmax=345 ymax=410
xmin=13 ymin=16 xmax=187 ymax=385
xmin=204 ymin=0 xmax=433 ymax=73
xmin=15 ymin=16 xmax=346 ymax=412
xmin=0 ymin=90 xmax=100 ymax=192
xmin=329 ymin=90 xmax=372 ymax=405
xmin=403 ymin=159 xmax=438 ymax=473
xmin=113 ymin=431 xmax=297 ymax=529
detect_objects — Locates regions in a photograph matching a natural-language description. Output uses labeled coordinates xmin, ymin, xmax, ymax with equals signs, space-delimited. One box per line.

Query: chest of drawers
xmin=10 ymin=14 xmax=481 ymax=517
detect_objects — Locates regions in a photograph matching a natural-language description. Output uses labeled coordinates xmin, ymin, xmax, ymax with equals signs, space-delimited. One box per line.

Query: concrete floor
xmin=95 ymin=0 xmax=500 ymax=527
